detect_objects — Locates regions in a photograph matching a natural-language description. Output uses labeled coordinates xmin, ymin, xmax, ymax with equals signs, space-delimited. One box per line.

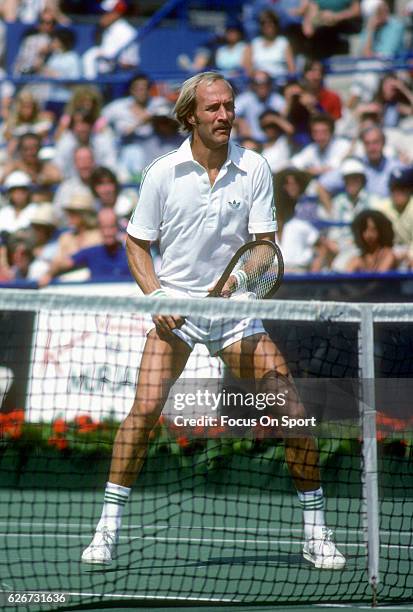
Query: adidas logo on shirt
xmin=228 ymin=200 xmax=241 ymax=210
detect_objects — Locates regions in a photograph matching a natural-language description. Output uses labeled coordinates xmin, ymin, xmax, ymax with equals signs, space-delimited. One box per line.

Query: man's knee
xmin=258 ymin=370 xmax=306 ymax=420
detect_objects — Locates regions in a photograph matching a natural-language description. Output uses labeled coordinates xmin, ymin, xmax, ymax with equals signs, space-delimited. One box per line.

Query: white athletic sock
xmin=96 ymin=482 xmax=131 ymax=533
xmin=297 ymin=487 xmax=326 ymax=540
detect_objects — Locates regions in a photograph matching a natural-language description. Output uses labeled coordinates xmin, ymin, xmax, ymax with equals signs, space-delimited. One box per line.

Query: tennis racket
xmin=209 ymin=239 xmax=284 ymax=299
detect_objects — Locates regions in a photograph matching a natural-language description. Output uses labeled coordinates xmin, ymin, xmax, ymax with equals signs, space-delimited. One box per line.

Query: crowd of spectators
xmin=0 ymin=0 xmax=412 ymax=285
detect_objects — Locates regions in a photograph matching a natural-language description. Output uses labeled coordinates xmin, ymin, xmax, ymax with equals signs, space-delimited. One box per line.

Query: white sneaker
xmin=303 ymin=527 xmax=346 ymax=569
xmin=81 ymin=527 xmax=118 ymax=565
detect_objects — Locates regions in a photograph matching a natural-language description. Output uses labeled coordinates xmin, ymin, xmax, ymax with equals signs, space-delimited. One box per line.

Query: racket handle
xmin=233 ymin=269 xmax=248 ymax=291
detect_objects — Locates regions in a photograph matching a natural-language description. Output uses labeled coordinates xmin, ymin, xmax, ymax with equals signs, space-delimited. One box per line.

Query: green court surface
xmin=1 ymin=489 xmax=412 ymax=611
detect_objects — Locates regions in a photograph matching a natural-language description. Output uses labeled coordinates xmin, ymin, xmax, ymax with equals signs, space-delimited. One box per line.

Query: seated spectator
xmin=242 ymin=10 xmax=295 ymax=80
xmin=102 ymin=73 xmax=166 ymax=142
xmin=277 ymin=192 xmax=320 ymax=272
xmin=322 ymin=158 xmax=373 ymax=270
xmin=374 ymin=167 xmax=413 ymax=265
xmin=36 ymin=28 xmax=82 ymax=110
xmin=342 ymin=105 xmax=412 ymax=163
xmin=44 ymin=192 xmax=102 ymax=279
xmin=259 ymin=110 xmax=294 ymax=173
xmin=374 ymin=74 xmax=413 ymax=129
xmin=274 ymin=166 xmax=316 ymax=225
xmin=360 ymin=0 xmax=405 ymax=59
xmin=360 ymin=126 xmax=402 ymax=198
xmin=40 ymin=208 xmax=130 ymax=284
xmin=54 ymin=110 xmax=118 ymax=178
xmin=82 ymin=0 xmax=139 ymax=79
xmin=26 ymin=203 xmax=59 ymax=280
xmin=55 ymin=85 xmax=105 ymax=140
xmin=4 ymin=89 xmax=54 ymax=155
xmin=1 ymin=132 xmax=62 ymax=187
xmin=2 ymin=236 xmax=34 ymax=282
xmin=90 ymin=166 xmax=134 ymax=222
xmin=301 ymin=59 xmax=342 ymax=120
xmin=282 ymin=79 xmax=320 ymax=151
xmin=291 ymin=113 xmax=351 ymax=179
xmin=13 ymin=7 xmax=57 ymax=75
xmin=3 ymin=0 xmax=70 ymax=25
xmin=53 ymin=145 xmax=96 ymax=220
xmin=350 ymin=1 xmax=406 ymax=101
xmin=119 ymin=103 xmax=184 ymax=180
xmin=178 ymin=19 xmax=247 ymax=75
xmin=297 ymin=0 xmax=361 ymax=58
xmin=347 ymin=209 xmax=397 ymax=272
xmin=243 ymin=0 xmax=303 ymax=40
xmin=235 ymin=70 xmax=285 ymax=141
xmin=0 ymin=171 xmax=38 ymax=235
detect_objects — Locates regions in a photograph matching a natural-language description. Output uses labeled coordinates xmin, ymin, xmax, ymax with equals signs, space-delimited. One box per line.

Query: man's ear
xmin=187 ymin=113 xmax=196 ymax=126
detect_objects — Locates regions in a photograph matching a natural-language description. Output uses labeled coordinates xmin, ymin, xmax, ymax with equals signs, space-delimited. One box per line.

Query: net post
xmin=359 ymin=304 xmax=380 ymax=605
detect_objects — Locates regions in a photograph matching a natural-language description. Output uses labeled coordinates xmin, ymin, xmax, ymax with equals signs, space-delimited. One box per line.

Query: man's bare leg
xmin=219 ymin=333 xmax=345 ymax=568
xmin=109 ymin=330 xmax=191 ymax=486
xmin=81 ymin=330 xmax=191 ymax=564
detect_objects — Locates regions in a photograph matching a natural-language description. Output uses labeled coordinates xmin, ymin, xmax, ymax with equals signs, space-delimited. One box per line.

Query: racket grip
xmin=233 ymin=269 xmax=248 ymax=291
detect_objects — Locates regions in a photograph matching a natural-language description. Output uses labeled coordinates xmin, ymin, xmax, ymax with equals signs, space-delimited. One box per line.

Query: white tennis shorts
xmin=148 ymin=288 xmax=266 ymax=355
xmin=171 ymin=315 xmax=266 ymax=355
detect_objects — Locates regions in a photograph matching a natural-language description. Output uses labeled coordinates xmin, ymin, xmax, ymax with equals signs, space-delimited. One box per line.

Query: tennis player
xmin=82 ymin=72 xmax=345 ymax=569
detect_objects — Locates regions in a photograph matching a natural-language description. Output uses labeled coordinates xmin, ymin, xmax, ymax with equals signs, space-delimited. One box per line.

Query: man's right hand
xmin=152 ymin=314 xmax=186 ymax=341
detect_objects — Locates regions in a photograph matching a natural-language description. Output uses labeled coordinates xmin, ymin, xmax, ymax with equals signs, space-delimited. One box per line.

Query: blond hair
xmin=174 ymin=72 xmax=233 ymax=133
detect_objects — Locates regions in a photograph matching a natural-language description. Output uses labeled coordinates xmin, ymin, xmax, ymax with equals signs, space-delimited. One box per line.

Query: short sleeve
xmin=248 ymin=158 xmax=278 ymax=235
xmin=127 ymin=167 xmax=162 ymax=241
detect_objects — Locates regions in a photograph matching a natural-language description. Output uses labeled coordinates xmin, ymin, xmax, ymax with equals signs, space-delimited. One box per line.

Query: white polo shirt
xmin=127 ymin=138 xmax=277 ymax=296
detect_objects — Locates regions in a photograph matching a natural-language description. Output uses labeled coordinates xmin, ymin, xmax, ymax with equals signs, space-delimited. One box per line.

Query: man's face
xmin=39 ymin=10 xmax=55 ymax=34
xmin=344 ymin=174 xmax=365 ymax=199
xmin=252 ymin=73 xmax=271 ymax=100
xmin=99 ymin=214 xmax=119 ymax=246
xmin=95 ymin=178 xmax=117 ymax=206
xmin=363 ymin=130 xmax=384 ymax=164
xmin=73 ymin=119 xmax=92 ymax=145
xmin=74 ymin=149 xmax=95 ymax=180
xmin=304 ymin=62 xmax=323 ymax=88
xmin=311 ymin=121 xmax=332 ymax=149
xmin=21 ymin=138 xmax=40 ymax=164
xmin=9 ymin=187 xmax=30 ymax=208
xmin=130 ymin=79 xmax=150 ymax=105
xmin=190 ymin=80 xmax=235 ymax=150
xmin=391 ymin=186 xmax=411 ymax=211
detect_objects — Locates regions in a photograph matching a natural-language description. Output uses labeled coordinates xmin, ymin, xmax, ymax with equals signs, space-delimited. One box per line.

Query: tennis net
xmin=0 ymin=289 xmax=412 ymax=610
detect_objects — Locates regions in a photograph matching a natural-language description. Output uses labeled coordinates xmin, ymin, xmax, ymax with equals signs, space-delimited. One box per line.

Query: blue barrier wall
xmin=5 ymin=22 xmax=212 ymax=79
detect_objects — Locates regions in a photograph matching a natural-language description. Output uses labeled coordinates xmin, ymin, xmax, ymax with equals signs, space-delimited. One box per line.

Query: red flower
xmin=74 ymin=415 xmax=93 ymax=427
xmin=6 ymin=409 xmax=24 ymax=423
xmin=48 ymin=436 xmax=68 ymax=450
xmin=5 ymin=423 xmax=22 ymax=439
xmin=53 ymin=418 xmax=68 ymax=435
xmin=0 ymin=410 xmax=24 ymax=439
xmin=176 ymin=436 xmax=190 ymax=448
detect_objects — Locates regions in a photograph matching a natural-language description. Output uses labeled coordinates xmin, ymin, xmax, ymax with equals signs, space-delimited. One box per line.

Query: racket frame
xmin=209 ymin=239 xmax=284 ymax=299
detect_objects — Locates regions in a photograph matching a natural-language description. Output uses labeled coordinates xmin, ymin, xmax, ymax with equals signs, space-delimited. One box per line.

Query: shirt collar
xmin=173 ymin=137 xmax=247 ymax=173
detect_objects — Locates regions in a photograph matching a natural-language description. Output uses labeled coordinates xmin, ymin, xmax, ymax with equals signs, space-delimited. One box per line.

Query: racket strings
xmin=234 ymin=245 xmax=280 ymax=299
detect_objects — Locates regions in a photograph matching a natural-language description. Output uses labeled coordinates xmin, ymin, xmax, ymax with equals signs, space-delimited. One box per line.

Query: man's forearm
xmin=126 ymin=234 xmax=161 ymax=295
